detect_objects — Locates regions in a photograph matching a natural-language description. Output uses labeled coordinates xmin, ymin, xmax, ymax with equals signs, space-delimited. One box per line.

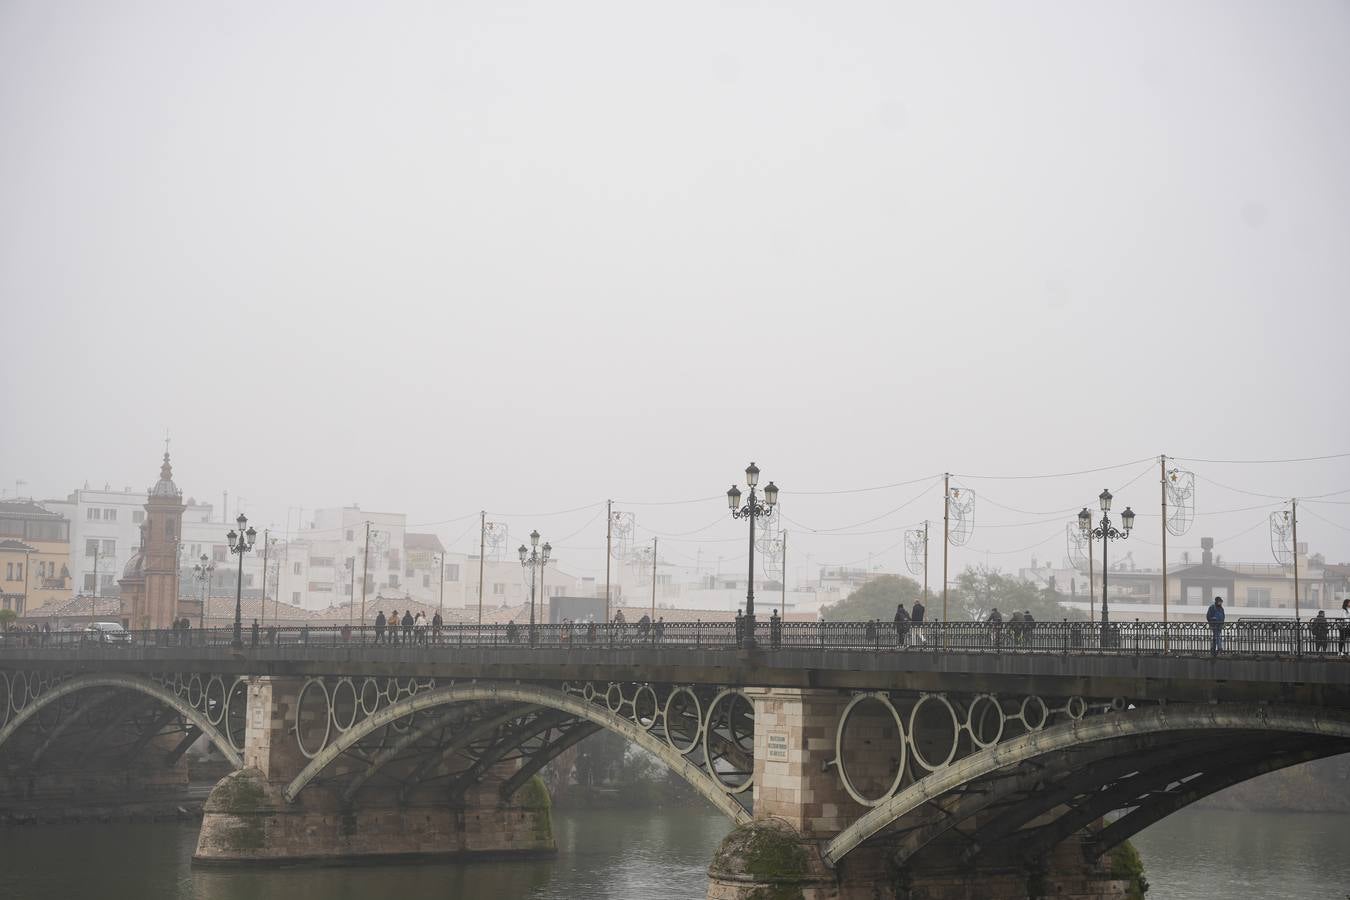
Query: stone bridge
xmin=1 ymin=621 xmax=1346 ymax=900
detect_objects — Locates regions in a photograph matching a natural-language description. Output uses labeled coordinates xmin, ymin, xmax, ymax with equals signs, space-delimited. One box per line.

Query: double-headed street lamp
xmin=1078 ymin=489 xmax=1135 ymax=637
xmin=727 ymin=462 xmax=779 ymax=649
xmin=227 ymin=513 xmax=257 ymax=649
xmin=518 ymin=530 xmax=551 ymax=644
xmin=193 ymin=553 xmax=215 ymax=630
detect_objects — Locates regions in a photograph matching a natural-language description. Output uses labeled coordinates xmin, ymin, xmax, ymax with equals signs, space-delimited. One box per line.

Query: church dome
xmin=123 ymin=552 xmax=145 ymax=577
xmin=150 ymin=452 xmax=181 ymax=498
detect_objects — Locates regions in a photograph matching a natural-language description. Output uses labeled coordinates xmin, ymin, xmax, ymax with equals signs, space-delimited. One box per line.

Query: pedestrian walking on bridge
xmin=402 ymin=610 xmax=414 ymax=644
xmin=374 ymin=610 xmax=386 ymax=645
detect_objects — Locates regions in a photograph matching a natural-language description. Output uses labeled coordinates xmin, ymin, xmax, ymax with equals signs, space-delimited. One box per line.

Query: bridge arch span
xmin=283 ymin=681 xmax=753 ymax=825
xmin=825 ymin=702 xmax=1350 ymax=867
xmin=0 ymin=672 xmax=244 ymax=769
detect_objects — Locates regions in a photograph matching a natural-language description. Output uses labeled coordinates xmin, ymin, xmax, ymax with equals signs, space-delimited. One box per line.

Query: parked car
xmin=84 ymin=621 xmax=132 ymax=645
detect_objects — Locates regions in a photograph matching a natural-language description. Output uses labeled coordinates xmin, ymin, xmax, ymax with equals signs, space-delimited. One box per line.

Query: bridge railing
xmin=2 ymin=618 xmax=1345 ymax=659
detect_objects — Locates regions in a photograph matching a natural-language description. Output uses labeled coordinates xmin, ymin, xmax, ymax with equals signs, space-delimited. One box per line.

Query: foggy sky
xmin=2 ymin=1 xmax=1348 ymax=583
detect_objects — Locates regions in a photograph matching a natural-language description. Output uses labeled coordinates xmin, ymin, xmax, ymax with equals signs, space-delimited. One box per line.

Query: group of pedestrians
xmin=1308 ymin=598 xmax=1350 ymax=655
xmin=892 ymin=599 xmax=927 ymax=647
xmin=372 ymin=609 xmax=441 ymax=645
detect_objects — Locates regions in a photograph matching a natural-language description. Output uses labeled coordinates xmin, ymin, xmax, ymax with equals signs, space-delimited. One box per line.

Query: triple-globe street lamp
xmin=726 ymin=462 xmax=779 ymax=649
xmin=193 ymin=554 xmax=215 ymax=631
xmin=227 ymin=513 xmax=257 ymax=649
xmin=518 ymin=530 xmax=551 ymax=644
xmin=1078 ymin=489 xmax=1135 ymax=639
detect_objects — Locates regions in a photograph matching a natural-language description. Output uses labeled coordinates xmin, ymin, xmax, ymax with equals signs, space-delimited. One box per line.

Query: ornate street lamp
xmin=518 ymin=530 xmax=551 ymax=644
xmin=1079 ymin=489 xmax=1135 ymax=641
xmin=227 ymin=513 xmax=257 ymax=649
xmin=193 ymin=553 xmax=215 ymax=631
xmin=727 ymin=461 xmax=779 ymax=649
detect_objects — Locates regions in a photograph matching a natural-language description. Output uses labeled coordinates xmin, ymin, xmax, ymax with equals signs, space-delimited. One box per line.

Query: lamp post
xmin=193 ymin=554 xmax=215 ymax=631
xmin=518 ymin=530 xmax=550 ymax=645
xmin=227 ymin=513 xmax=257 ymax=649
xmin=726 ymin=462 xmax=779 ymax=649
xmin=1078 ymin=489 xmax=1135 ymax=643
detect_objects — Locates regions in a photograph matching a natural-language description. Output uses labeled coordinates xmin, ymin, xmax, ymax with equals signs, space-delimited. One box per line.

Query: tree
xmin=951 ymin=566 xmax=1086 ymax=622
xmin=0 ymin=609 xmax=15 ymax=627
xmin=821 ymin=575 xmax=925 ymax=622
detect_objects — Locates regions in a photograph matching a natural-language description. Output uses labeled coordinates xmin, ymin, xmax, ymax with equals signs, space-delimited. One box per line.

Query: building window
xmin=87 ymin=508 xmax=97 ymax=520
xmin=423 ymin=574 xmax=431 ymax=588
xmin=444 ymin=564 xmax=459 ymax=582
xmin=190 ymin=543 xmax=201 ymax=558
xmin=493 ymin=583 xmax=505 ymax=595
xmin=346 ymin=530 xmax=354 ymax=541
xmin=101 ymin=539 xmax=115 ymax=556
xmin=311 ymin=557 xmax=335 ymax=568
xmin=214 ymin=545 xmax=228 ymax=562
xmin=244 ymin=575 xmax=254 ymax=588
xmin=1184 ymin=586 xmax=1203 ymax=605
xmin=388 ymin=574 xmax=400 ymax=588
xmin=293 ymin=562 xmax=302 ymax=575
xmin=4 ymin=563 xmax=11 ymax=581
xmin=1246 ymin=588 xmax=1271 ymax=608
xmin=307 ymin=582 xmax=334 ymax=592
xmin=133 ymin=511 xmax=144 ymax=524
xmin=344 ymin=583 xmax=352 ymax=596
xmin=388 ymin=549 xmax=400 ymax=567
xmin=106 ymin=509 xmax=117 ymax=522
xmin=84 ymin=574 xmax=96 ymax=591
xmin=292 ymin=592 xmax=301 ymax=603
xmin=100 ymin=574 xmax=114 ymax=589
xmin=86 ymin=539 xmax=99 ymax=557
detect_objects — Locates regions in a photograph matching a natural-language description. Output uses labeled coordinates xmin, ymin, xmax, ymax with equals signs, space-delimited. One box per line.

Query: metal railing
xmin=2 ymin=618 xmax=1348 ymax=659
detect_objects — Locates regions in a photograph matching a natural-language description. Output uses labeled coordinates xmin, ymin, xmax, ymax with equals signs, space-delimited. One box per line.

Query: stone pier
xmin=194 ymin=676 xmax=555 ymax=864
xmin=706 ymin=688 xmax=1137 ymax=900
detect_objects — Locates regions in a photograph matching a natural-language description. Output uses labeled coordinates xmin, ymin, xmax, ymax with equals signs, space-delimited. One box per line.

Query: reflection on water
xmin=0 ymin=806 xmax=1343 ymax=899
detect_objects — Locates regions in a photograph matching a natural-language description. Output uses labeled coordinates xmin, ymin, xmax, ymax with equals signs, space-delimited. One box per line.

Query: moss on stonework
xmin=515 ymin=774 xmax=552 ymax=810
xmin=205 ymin=769 xmax=271 ymax=853
xmin=711 ymin=821 xmax=810 ymax=886
xmin=208 ymin=769 xmax=270 ymax=815
xmin=745 ymin=887 xmax=805 ymax=900
xmin=1108 ymin=840 xmax=1150 ymax=899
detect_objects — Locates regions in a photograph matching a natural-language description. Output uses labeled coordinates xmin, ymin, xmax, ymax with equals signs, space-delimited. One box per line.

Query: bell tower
xmin=121 ymin=451 xmax=186 ymax=629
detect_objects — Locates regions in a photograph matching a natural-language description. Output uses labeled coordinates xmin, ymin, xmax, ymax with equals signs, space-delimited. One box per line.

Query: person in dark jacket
xmin=402 ymin=609 xmax=414 ymax=643
xmin=893 ymin=603 xmax=910 ymax=649
xmin=250 ymin=619 xmax=260 ymax=647
xmin=911 ymin=598 xmax=927 ymax=645
xmin=1206 ymin=596 xmax=1225 ymax=655
xmin=988 ymin=607 xmax=1004 ymax=649
xmin=1311 ymin=610 xmax=1330 ymax=654
xmin=432 ymin=611 xmax=443 ymax=644
xmin=374 ymin=610 xmax=386 ymax=644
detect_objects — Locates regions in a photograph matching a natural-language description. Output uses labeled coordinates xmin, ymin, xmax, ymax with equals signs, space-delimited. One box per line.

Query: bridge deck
xmin=2 ymin=622 xmax=1347 ymax=706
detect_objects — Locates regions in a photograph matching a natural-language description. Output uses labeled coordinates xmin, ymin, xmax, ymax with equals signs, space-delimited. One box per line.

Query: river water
xmin=0 ymin=806 xmax=1343 ymax=899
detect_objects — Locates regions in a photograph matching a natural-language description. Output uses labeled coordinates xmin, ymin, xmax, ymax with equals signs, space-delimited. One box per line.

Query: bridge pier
xmin=194 ymin=676 xmax=554 ymax=865
xmin=707 ymin=688 xmax=1135 ymax=900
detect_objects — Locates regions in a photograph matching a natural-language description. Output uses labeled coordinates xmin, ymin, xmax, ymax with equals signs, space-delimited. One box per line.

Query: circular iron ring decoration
xmin=702 ymin=689 xmax=755 ymax=795
xmin=663 ymin=687 xmax=703 ymax=755
xmin=834 ymin=692 xmax=907 ymax=807
xmin=294 ymin=678 xmax=333 ymax=759
xmin=908 ymin=693 xmax=961 ymax=772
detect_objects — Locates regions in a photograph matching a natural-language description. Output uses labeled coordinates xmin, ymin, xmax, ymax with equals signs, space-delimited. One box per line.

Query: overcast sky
xmin=2 ymin=1 xmax=1347 ymax=584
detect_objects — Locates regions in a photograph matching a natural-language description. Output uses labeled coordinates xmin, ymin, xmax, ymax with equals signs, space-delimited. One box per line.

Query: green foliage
xmin=951 ymin=566 xmax=1087 ymax=623
xmin=820 ymin=568 xmax=1085 ymax=623
xmin=0 ymin=609 xmax=16 ymax=626
xmin=1108 ymin=840 xmax=1149 ymax=899
xmin=573 ymin=729 xmax=628 ymax=787
xmin=821 ymin=575 xmax=924 ymax=622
